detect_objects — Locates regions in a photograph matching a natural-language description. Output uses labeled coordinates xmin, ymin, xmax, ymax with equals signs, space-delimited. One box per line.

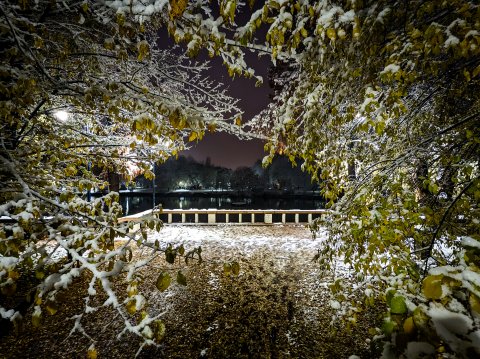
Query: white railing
xmin=119 ymin=209 xmax=329 ymax=225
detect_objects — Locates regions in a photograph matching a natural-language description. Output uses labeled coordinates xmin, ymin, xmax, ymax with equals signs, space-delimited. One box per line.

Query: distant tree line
xmin=133 ymin=155 xmax=317 ymax=192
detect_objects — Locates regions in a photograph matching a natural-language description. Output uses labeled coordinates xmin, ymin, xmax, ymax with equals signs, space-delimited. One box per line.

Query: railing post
xmin=282 ymin=213 xmax=286 ymax=224
xmin=308 ymin=213 xmax=312 ymax=223
xmin=181 ymin=213 xmax=186 ymax=223
xmin=195 ymin=213 xmax=198 ymax=223
xmin=226 ymin=213 xmax=229 ymax=223
xmin=265 ymin=213 xmax=272 ymax=224
xmin=251 ymin=213 xmax=255 ymax=224
xmin=239 ymin=213 xmax=242 ymax=223
xmin=295 ymin=213 xmax=299 ymax=224
xmin=208 ymin=212 xmax=216 ymax=224
xmin=168 ymin=213 xmax=172 ymax=224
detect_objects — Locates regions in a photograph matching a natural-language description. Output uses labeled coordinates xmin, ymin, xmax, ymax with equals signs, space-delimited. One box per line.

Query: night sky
xmin=181 ymin=52 xmax=272 ymax=169
xmin=171 ymin=3 xmax=273 ymax=170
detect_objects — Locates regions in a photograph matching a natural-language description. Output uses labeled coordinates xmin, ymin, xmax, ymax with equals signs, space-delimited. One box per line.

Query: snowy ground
xmin=151 ymin=223 xmax=327 ymax=259
xmin=1 ymin=225 xmax=377 ymax=359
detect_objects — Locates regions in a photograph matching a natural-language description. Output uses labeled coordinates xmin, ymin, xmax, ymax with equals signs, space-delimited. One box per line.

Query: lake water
xmin=120 ymin=195 xmax=324 ymax=215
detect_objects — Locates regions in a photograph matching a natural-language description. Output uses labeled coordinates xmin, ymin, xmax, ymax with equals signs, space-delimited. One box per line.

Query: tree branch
xmin=422 ymin=180 xmax=474 ymax=275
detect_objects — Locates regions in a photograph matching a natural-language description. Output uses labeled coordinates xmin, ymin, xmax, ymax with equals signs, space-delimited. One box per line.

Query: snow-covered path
xmin=150 ymin=224 xmax=327 ymax=259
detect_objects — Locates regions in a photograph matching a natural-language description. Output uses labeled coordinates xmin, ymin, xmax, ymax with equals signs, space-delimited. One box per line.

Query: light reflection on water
xmin=120 ymin=195 xmax=324 ymax=216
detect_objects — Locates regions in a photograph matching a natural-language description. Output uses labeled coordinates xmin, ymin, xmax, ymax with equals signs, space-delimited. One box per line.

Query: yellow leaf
xmin=156 ymin=272 xmax=171 ymax=292
xmin=208 ymin=123 xmax=216 ymax=132
xmin=154 ymin=320 xmax=166 ymax=342
xmin=32 ymin=310 xmax=41 ymax=328
xmin=46 ymin=301 xmax=59 ymax=315
xmin=176 ymin=271 xmax=187 ymax=286
xmin=169 ymin=109 xmax=186 ymax=129
xmin=126 ymin=299 xmax=136 ymax=314
xmin=223 ymin=263 xmax=231 ymax=276
xmin=169 ymin=0 xmax=188 ymax=19
xmin=188 ymin=132 xmax=197 ymax=142
xmin=470 ymin=294 xmax=480 ymax=313
xmin=8 ymin=270 xmax=19 ymax=280
xmin=235 ymin=117 xmax=242 ymax=126
xmin=229 ymin=0 xmax=236 ymax=23
xmin=231 ymin=261 xmax=240 ymax=276
xmin=413 ymin=306 xmax=429 ymax=328
xmin=65 ymin=165 xmax=78 ymax=176
xmin=473 ymin=65 xmax=480 ymax=78
xmin=127 ymin=283 xmax=138 ymax=297
xmin=403 ymin=316 xmax=415 ymax=334
xmin=422 ymin=275 xmax=443 ymax=299
xmin=144 ymin=169 xmax=155 ymax=180
xmin=326 ymin=28 xmax=337 ymax=41
xmin=137 ymin=40 xmax=150 ymax=61
xmin=34 ymin=36 xmax=44 ymax=49
xmin=87 ymin=345 xmax=97 ymax=359
xmin=411 ymin=28 xmax=422 ymax=39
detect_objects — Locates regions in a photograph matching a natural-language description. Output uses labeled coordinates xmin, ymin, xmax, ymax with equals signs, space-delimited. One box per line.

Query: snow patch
xmin=428 ymin=304 xmax=480 ymax=354
xmin=330 ymin=300 xmax=341 ymax=310
xmin=0 ymin=256 xmax=18 ymax=270
xmin=461 ymin=236 xmax=480 ymax=249
xmin=0 ymin=307 xmax=16 ymax=320
xmin=444 ymin=35 xmax=460 ymax=48
xmin=381 ymin=64 xmax=400 ymax=74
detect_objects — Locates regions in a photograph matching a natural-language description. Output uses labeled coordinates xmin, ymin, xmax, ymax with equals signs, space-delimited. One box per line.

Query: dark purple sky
xmin=181 ymin=53 xmax=272 ymax=169
xmin=183 ymin=132 xmax=265 ymax=169
xmin=178 ymin=4 xmax=273 ymax=169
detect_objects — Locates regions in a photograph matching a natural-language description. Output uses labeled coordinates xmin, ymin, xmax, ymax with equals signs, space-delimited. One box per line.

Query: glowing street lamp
xmin=54 ymin=110 xmax=69 ymax=122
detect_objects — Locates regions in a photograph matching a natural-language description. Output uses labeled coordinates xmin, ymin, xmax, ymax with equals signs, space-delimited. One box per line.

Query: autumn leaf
xmin=390 ymin=296 xmax=407 ymax=314
xmin=188 ymin=131 xmax=197 ymax=142
xmin=470 ymin=294 xmax=480 ymax=313
xmin=422 ymin=275 xmax=443 ymax=300
xmin=169 ymin=0 xmax=188 ymax=19
xmin=45 ymin=301 xmax=59 ymax=315
xmin=231 ymin=261 xmax=240 ymax=276
xmin=403 ymin=317 xmax=415 ymax=334
xmin=126 ymin=299 xmax=137 ymax=314
xmin=176 ymin=271 xmax=187 ymax=286
xmin=223 ymin=262 xmax=231 ymax=276
xmin=87 ymin=344 xmax=97 ymax=359
xmin=156 ymin=272 xmax=171 ymax=292
xmin=154 ymin=320 xmax=166 ymax=342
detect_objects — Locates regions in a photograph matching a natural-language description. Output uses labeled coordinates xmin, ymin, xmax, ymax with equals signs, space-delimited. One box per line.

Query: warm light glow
xmin=54 ymin=110 xmax=69 ymax=122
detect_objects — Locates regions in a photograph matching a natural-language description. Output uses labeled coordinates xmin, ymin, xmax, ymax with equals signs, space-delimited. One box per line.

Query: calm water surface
xmin=120 ymin=195 xmax=324 ymax=215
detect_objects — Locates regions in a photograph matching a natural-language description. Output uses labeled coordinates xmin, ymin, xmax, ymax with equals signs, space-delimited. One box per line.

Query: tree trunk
xmin=348 ymin=160 xmax=356 ymax=181
xmin=108 ymin=171 xmax=120 ymax=192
